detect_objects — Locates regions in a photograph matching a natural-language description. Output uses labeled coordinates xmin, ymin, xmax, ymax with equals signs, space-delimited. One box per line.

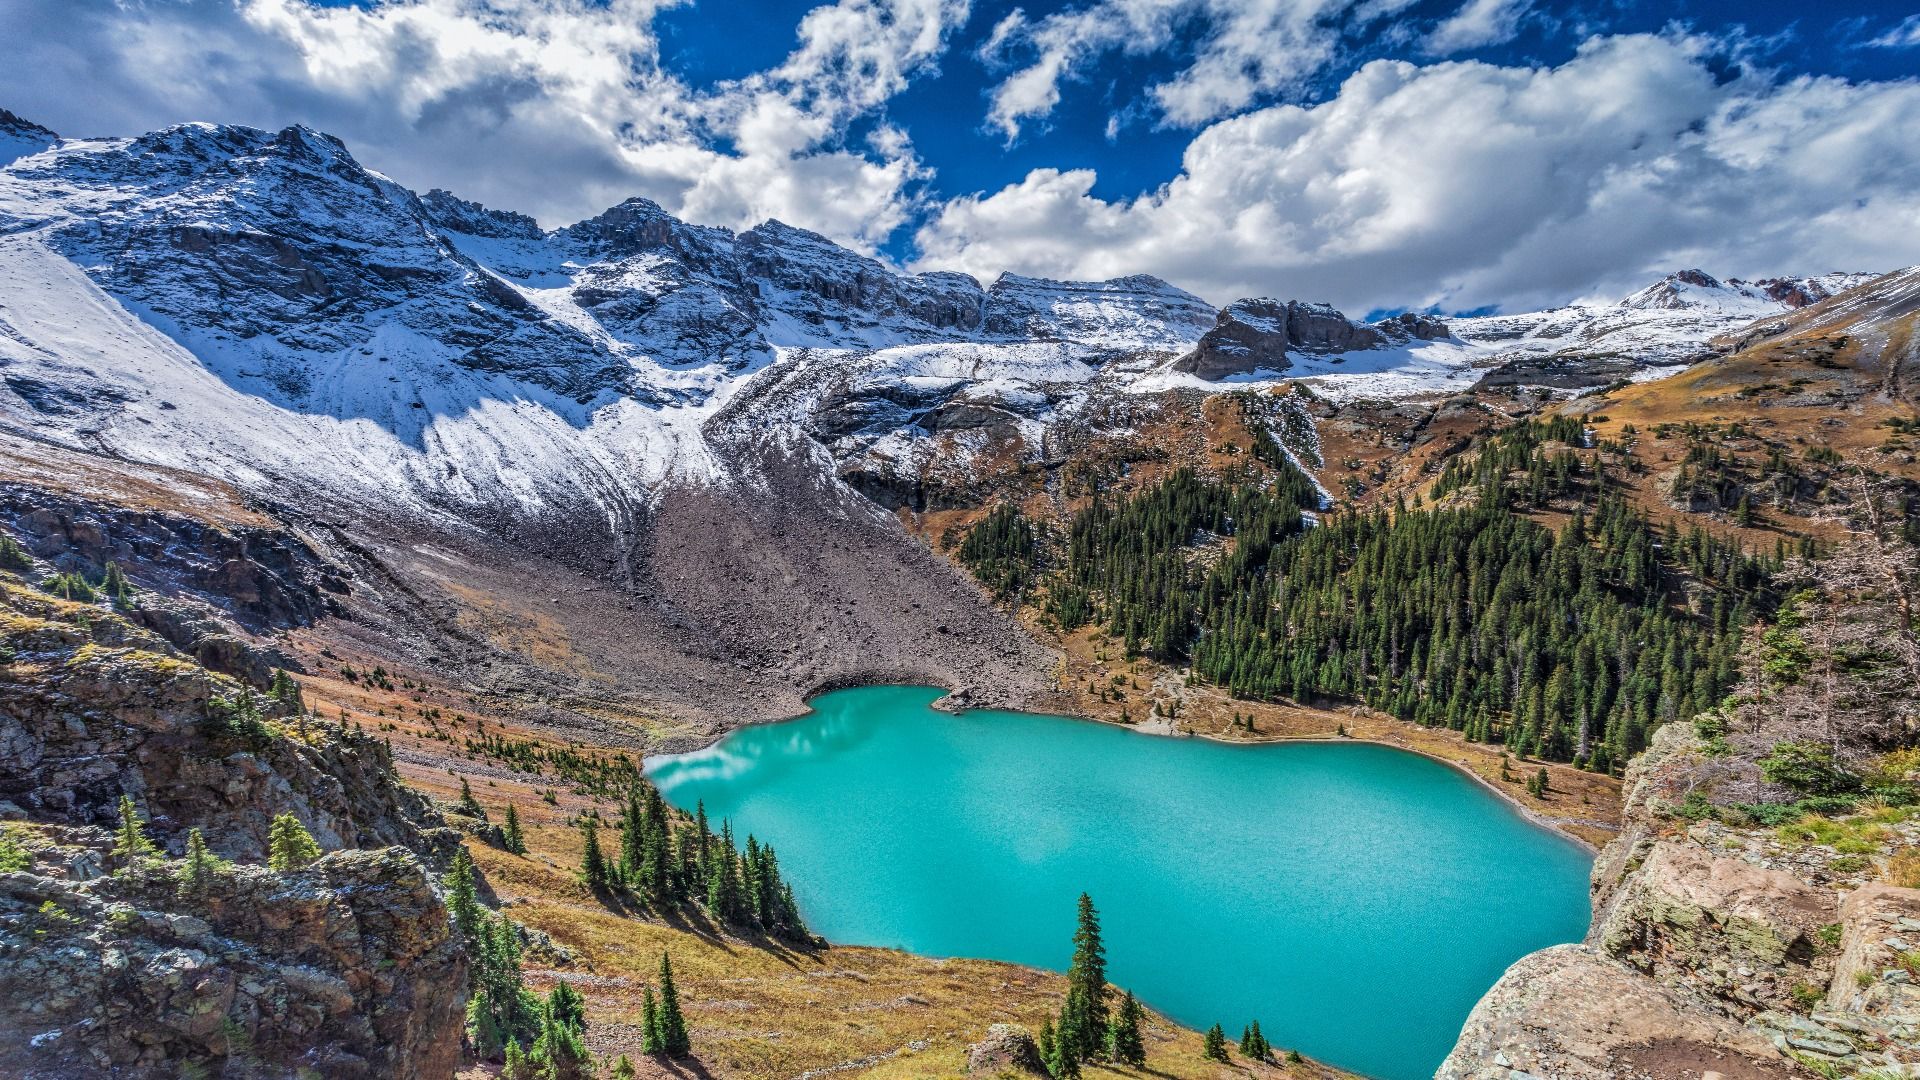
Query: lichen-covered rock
xmin=1437 ymin=944 xmax=1805 ymax=1080
xmin=1596 ymin=840 xmax=1836 ymax=1015
xmin=0 ymin=848 xmax=466 ymax=1079
xmin=966 ymin=1023 xmax=1047 ymax=1076
xmin=1823 ymin=883 xmax=1920 ymax=1038
xmin=0 ymin=597 xmax=438 ymax=861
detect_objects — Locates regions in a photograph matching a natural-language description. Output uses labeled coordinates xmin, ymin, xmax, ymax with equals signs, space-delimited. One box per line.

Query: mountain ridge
xmin=0 ymin=109 xmax=1895 ymax=527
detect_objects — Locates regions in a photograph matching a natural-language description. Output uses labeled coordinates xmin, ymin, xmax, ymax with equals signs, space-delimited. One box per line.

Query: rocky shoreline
xmin=1441 ymin=723 xmax=1920 ymax=1077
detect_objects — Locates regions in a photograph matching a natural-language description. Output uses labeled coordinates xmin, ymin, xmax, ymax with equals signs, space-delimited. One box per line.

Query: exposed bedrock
xmin=1172 ymin=298 xmax=1450 ymax=380
xmin=1445 ymin=718 xmax=1920 ymax=1076
xmin=1437 ymin=945 xmax=1803 ymax=1080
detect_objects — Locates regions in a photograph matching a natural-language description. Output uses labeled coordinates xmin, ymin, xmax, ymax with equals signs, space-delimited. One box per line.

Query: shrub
xmin=0 ymin=825 xmax=30 ymax=873
xmin=1759 ymin=740 xmax=1861 ymax=797
xmin=0 ymin=534 xmax=31 ymax=571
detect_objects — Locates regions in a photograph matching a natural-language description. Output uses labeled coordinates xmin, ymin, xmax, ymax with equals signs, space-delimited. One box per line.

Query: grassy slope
xmin=280 ymin=645 xmax=1357 ymax=1080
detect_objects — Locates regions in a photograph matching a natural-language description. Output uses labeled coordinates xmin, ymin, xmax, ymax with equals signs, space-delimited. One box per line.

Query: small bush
xmin=0 ymin=534 xmax=31 ymax=572
xmin=44 ymin=572 xmax=99 ymax=602
xmin=1760 ymin=740 xmax=1861 ymax=798
xmin=0 ymin=825 xmax=30 ymax=873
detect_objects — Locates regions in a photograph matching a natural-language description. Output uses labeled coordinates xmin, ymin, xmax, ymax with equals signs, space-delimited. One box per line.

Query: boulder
xmin=1595 ymin=841 xmax=1837 ymax=1015
xmin=966 ymin=1023 xmax=1047 ymax=1076
xmin=1437 ymin=944 xmax=1803 ymax=1080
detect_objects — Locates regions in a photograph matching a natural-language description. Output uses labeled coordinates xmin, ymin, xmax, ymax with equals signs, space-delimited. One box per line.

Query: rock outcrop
xmin=1438 ymin=945 xmax=1801 ymax=1080
xmin=0 ymin=847 xmax=465 ymax=1079
xmin=1445 ymin=714 xmax=1920 ymax=1076
xmin=1171 ymin=299 xmax=1451 ymax=380
xmin=1595 ymin=841 xmax=1835 ymax=1015
xmin=0 ymin=569 xmax=466 ymax=1078
xmin=0 ymin=578 xmax=439 ymax=860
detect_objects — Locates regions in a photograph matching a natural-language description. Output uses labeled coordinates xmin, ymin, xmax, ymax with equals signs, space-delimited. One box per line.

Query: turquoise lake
xmin=646 ymin=685 xmax=1593 ymax=1080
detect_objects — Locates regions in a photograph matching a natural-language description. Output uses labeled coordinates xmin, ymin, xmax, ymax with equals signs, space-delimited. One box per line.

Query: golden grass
xmin=464 ymin=833 xmax=1361 ymax=1080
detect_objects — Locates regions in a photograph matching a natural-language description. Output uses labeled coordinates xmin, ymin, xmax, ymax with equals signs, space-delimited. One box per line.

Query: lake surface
xmin=646 ymin=685 xmax=1592 ymax=1080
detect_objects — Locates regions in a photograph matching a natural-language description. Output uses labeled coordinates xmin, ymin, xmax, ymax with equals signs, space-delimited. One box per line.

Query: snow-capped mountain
xmin=1452 ymin=269 xmax=1880 ymax=390
xmin=0 ymin=110 xmax=55 ymax=168
xmin=0 ymin=111 xmax=1890 ymax=521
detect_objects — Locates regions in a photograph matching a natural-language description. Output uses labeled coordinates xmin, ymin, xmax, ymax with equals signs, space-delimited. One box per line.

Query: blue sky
xmin=658 ymin=0 xmax=1920 ymax=210
xmin=3 ymin=0 xmax=1918 ymax=313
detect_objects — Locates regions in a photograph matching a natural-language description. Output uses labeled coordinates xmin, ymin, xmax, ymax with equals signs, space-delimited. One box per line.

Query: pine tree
xmin=639 ymin=786 xmax=671 ymax=904
xmin=102 ymin=561 xmax=132 ymax=606
xmin=1239 ymin=1020 xmax=1269 ymax=1060
xmin=112 ymin=794 xmax=159 ymax=868
xmin=467 ymin=912 xmax=540 ymax=1058
xmin=1526 ymin=766 xmax=1549 ymax=798
xmin=1037 ymin=1016 xmax=1057 ymax=1073
xmin=579 ymin=815 xmax=609 ymax=890
xmin=706 ymin=822 xmax=743 ymax=923
xmin=446 ymin=847 xmax=481 ymax=942
xmin=1203 ymin=1024 xmax=1229 ymax=1062
xmin=530 ymin=1011 xmax=590 ymax=1080
xmin=545 ymin=982 xmax=585 ymax=1031
xmin=619 ymin=787 xmax=645 ymax=885
xmin=502 ymin=804 xmax=527 ymax=855
xmin=1053 ymin=989 xmax=1086 ymax=1078
xmin=1105 ymin=989 xmax=1146 ymax=1066
xmin=1063 ymin=893 xmax=1109 ymax=1059
xmin=500 ymin=1039 xmax=533 ymax=1080
xmin=0 ymin=533 xmax=32 ymax=571
xmin=177 ymin=827 xmax=222 ymax=897
xmin=267 ymin=812 xmax=321 ymax=871
xmin=459 ymin=776 xmax=488 ymax=821
xmin=694 ymin=800 xmax=712 ymax=874
xmin=640 ymin=986 xmax=662 ymax=1055
xmin=268 ymin=668 xmax=302 ymax=711
xmin=610 ymin=1054 xmax=638 ymax=1080
xmin=655 ymin=952 xmax=691 ymax=1057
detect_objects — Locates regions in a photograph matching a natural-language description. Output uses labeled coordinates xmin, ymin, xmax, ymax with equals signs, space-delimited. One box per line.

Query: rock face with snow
xmin=0 ymin=108 xmax=55 ymax=168
xmin=1457 ymin=268 xmax=1879 ymax=390
xmin=1171 ymin=299 xmax=1453 ymax=381
xmin=0 ymin=107 xmax=1892 ymax=524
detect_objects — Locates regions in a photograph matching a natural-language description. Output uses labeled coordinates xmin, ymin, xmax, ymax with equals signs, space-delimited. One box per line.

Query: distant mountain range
xmin=0 ymin=110 xmax=1898 ymax=521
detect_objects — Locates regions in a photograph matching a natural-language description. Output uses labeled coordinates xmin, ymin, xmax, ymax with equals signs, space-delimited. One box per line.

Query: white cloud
xmin=0 ymin=0 xmax=967 ymax=250
xmin=979 ymin=0 xmax=1423 ymax=139
xmin=919 ymin=33 xmax=1920 ymax=314
xmin=1425 ymin=0 xmax=1532 ymax=55
xmin=1866 ymin=14 xmax=1920 ymax=48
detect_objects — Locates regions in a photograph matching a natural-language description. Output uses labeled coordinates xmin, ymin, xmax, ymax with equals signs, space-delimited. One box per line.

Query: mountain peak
xmin=0 ymin=107 xmax=57 ymax=168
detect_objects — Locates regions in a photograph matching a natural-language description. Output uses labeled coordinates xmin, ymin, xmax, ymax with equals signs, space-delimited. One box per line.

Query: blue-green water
xmin=646 ymin=686 xmax=1592 ymax=1080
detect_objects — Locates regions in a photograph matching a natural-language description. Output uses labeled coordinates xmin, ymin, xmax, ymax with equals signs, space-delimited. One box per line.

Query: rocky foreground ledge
xmin=1441 ymin=723 xmax=1920 ymax=1079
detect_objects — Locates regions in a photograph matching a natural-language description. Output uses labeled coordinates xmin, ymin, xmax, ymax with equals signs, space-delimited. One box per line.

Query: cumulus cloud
xmin=919 ymin=33 xmax=1920 ymax=314
xmin=0 ymin=0 xmax=966 ymax=249
xmin=1425 ymin=0 xmax=1532 ymax=55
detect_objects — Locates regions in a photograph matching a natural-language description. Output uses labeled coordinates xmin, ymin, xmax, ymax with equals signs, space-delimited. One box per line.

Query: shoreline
xmin=647 ymin=679 xmax=1609 ymax=855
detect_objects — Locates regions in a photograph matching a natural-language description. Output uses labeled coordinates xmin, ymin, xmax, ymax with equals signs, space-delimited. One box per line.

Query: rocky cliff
xmin=0 ymin=560 xmax=467 ymax=1076
xmin=1443 ymin=691 xmax=1920 ymax=1076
